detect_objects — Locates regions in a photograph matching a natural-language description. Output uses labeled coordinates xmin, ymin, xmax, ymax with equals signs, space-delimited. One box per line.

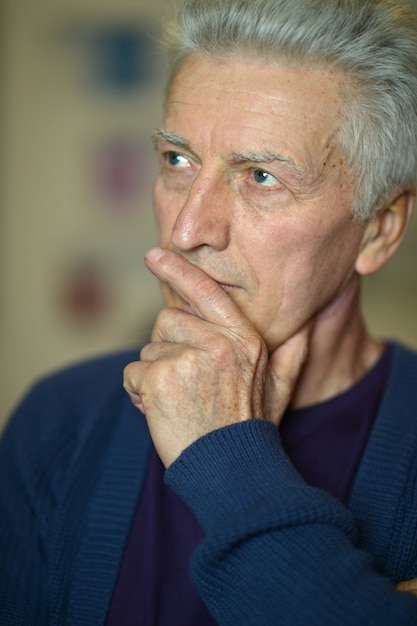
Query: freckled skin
xmin=154 ymin=54 xmax=367 ymax=351
xmin=124 ymin=53 xmax=390 ymax=467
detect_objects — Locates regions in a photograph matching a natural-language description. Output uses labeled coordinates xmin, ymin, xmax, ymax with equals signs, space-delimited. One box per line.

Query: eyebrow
xmin=229 ymin=150 xmax=289 ymax=164
xmin=153 ymin=128 xmax=305 ymax=178
xmin=229 ymin=150 xmax=306 ymax=179
xmin=153 ymin=128 xmax=192 ymax=152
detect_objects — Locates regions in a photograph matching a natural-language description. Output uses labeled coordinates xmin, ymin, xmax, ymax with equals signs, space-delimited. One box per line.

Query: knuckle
xmin=209 ymin=333 xmax=232 ymax=359
xmin=151 ymin=308 xmax=177 ymax=341
xmin=123 ymin=362 xmax=139 ymax=391
xmin=154 ymin=306 xmax=184 ymax=329
xmin=150 ymin=364 xmax=170 ymax=391
xmin=194 ymin=275 xmax=218 ymax=298
xmin=140 ymin=344 xmax=151 ymax=361
xmin=157 ymin=307 xmax=173 ymax=324
xmin=183 ymin=273 xmax=220 ymax=308
xmin=154 ymin=308 xmax=171 ymax=330
xmin=178 ymin=347 xmax=199 ymax=375
xmin=230 ymin=328 xmax=266 ymax=365
xmin=245 ymin=335 xmax=267 ymax=364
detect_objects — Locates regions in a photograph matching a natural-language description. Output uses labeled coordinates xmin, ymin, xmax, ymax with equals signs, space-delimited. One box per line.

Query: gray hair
xmin=162 ymin=0 xmax=417 ymax=221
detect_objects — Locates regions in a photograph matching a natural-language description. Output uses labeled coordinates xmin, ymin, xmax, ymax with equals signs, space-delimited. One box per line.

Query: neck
xmin=290 ymin=283 xmax=383 ymax=409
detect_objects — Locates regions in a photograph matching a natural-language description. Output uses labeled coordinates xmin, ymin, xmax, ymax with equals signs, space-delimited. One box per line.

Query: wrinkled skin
xmin=123 ymin=54 xmax=385 ymax=467
xmin=124 ymin=54 xmax=415 ymax=596
xmin=124 ymin=247 xmax=310 ymax=467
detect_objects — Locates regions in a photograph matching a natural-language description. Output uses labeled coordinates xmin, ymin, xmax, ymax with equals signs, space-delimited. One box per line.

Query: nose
xmin=171 ymin=170 xmax=231 ymax=253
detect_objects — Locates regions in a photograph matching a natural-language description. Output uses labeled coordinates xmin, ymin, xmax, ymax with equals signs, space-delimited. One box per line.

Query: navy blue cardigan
xmin=1 ymin=343 xmax=417 ymax=624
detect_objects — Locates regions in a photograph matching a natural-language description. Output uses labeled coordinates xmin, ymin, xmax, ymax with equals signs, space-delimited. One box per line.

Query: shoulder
xmin=30 ymin=347 xmax=140 ymax=404
xmin=385 ymin=341 xmax=417 ymax=409
xmin=0 ymin=348 xmax=142 ymax=498
xmin=0 ymin=348 xmax=148 ymax=623
xmin=9 ymin=347 xmax=139 ymax=426
xmin=391 ymin=341 xmax=417 ymax=369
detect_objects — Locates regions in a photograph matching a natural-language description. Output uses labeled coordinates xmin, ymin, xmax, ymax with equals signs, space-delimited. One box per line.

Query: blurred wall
xmin=1 ymin=0 xmax=417 ymax=430
xmin=351 ymin=0 xmax=417 ymax=353
xmin=1 ymin=0 xmax=175 ymax=427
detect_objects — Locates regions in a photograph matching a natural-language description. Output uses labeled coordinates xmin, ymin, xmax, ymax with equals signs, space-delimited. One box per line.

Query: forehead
xmin=168 ymin=53 xmax=342 ymax=106
xmin=163 ymin=53 xmax=344 ymax=165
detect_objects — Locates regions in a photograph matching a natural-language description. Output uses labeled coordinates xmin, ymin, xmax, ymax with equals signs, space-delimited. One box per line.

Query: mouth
xmin=218 ymin=283 xmax=241 ymax=294
xmin=164 ymin=279 xmax=242 ymax=315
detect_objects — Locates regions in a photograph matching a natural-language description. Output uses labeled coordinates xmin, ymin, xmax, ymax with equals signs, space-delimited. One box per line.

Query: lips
xmin=218 ymin=283 xmax=241 ymax=293
xmin=195 ymin=267 xmax=241 ymax=291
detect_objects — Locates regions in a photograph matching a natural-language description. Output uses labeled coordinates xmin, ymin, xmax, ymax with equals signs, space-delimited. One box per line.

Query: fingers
xmin=140 ymin=337 xmax=185 ymax=362
xmin=264 ymin=323 xmax=311 ymax=425
xmin=145 ymin=247 xmax=247 ymax=328
xmin=123 ymin=361 xmax=147 ymax=413
xmin=149 ymin=307 xmax=212 ymax=345
xmin=269 ymin=323 xmax=310 ymax=384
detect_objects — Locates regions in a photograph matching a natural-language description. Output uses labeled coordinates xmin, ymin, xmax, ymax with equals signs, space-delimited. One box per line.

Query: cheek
xmin=246 ymin=216 xmax=359 ymax=309
xmin=281 ymin=224 xmax=363 ymax=314
xmin=153 ymin=180 xmax=178 ymax=244
xmin=242 ymin=218 xmax=309 ymax=281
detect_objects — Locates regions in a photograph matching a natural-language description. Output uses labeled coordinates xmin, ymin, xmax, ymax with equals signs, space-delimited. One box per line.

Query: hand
xmin=124 ymin=248 xmax=309 ymax=467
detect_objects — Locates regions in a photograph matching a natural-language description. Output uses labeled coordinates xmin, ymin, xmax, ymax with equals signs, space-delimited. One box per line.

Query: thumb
xmin=265 ymin=324 xmax=310 ymax=426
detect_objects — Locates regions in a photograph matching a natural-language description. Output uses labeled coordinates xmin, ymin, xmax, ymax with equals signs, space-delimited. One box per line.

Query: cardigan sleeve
xmin=165 ymin=420 xmax=417 ymax=626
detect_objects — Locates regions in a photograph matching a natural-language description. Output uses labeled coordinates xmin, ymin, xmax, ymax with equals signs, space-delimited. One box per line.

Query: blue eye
xmin=166 ymin=151 xmax=190 ymax=168
xmin=253 ymin=169 xmax=279 ymax=186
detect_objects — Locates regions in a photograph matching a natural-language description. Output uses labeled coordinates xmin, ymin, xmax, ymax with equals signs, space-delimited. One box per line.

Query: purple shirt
xmin=106 ymin=345 xmax=392 ymax=625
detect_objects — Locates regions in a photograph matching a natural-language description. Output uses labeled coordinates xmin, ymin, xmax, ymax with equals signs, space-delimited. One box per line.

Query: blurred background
xmin=1 ymin=0 xmax=417 ymax=431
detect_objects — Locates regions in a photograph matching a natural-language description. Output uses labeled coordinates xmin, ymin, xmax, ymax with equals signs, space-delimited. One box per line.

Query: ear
xmin=355 ymin=189 xmax=415 ymax=276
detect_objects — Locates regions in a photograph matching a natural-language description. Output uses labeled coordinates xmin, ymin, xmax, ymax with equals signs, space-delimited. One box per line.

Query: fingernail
xmin=145 ymin=247 xmax=165 ymax=263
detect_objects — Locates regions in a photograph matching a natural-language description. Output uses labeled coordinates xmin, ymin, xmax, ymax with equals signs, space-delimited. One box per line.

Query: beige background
xmin=1 ymin=0 xmax=417 ymax=430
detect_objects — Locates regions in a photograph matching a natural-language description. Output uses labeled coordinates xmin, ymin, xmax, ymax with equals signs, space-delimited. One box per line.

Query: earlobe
xmin=355 ymin=189 xmax=415 ymax=276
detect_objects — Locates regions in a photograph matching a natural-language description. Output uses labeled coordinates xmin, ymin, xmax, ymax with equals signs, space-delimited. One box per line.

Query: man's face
xmin=153 ymin=53 xmax=367 ymax=351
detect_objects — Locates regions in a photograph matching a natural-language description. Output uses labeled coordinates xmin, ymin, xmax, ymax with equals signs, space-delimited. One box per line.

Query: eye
xmin=252 ymin=169 xmax=279 ymax=187
xmin=165 ymin=151 xmax=190 ymax=168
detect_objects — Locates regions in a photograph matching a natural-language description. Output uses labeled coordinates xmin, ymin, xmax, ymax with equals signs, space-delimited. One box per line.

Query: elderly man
xmin=1 ymin=0 xmax=417 ymax=624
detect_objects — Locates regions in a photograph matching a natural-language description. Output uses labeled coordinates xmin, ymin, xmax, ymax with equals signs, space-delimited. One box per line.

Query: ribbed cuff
xmin=165 ymin=420 xmax=313 ymax=531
